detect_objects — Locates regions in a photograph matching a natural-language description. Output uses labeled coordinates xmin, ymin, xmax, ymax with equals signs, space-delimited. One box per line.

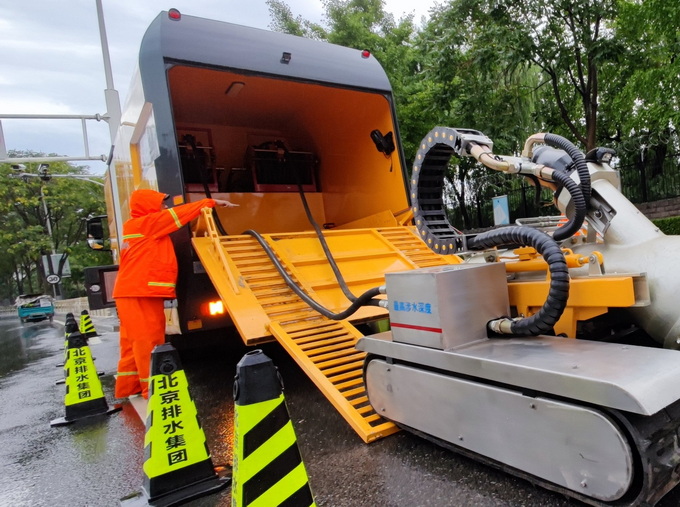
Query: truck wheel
xmin=49 ymin=315 xmax=54 ymax=323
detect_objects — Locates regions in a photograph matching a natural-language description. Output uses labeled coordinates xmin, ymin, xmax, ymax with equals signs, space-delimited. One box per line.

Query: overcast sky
xmin=0 ymin=0 xmax=438 ymax=175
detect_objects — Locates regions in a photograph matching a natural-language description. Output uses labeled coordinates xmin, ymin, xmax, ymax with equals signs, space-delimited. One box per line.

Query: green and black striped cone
xmin=79 ymin=309 xmax=99 ymax=338
xmin=232 ymin=350 xmax=315 ymax=507
xmin=56 ymin=314 xmax=80 ymax=368
xmin=64 ymin=314 xmax=79 ymax=346
xmin=50 ymin=330 xmax=121 ymax=427
xmin=56 ymin=316 xmax=103 ymax=384
xmin=121 ymin=343 xmax=229 ymax=507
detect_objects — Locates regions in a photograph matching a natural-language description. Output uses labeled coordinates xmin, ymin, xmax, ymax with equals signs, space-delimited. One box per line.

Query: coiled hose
xmin=183 ymin=133 xmax=229 ymax=236
xmin=243 ymin=229 xmax=383 ymax=320
xmin=549 ymin=169 xmax=587 ymax=241
xmin=468 ymin=226 xmax=569 ymax=336
xmin=544 ymin=133 xmax=591 ymax=204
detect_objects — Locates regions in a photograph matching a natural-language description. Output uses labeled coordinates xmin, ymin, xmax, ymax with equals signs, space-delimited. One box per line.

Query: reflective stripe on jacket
xmin=112 ymin=189 xmax=215 ymax=298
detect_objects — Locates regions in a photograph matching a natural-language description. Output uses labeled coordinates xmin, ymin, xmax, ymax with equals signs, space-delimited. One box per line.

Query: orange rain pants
xmin=114 ymin=297 xmax=166 ymax=399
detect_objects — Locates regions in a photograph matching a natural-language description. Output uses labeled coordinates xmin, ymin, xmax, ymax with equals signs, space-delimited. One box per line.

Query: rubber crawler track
xmin=366 ymin=357 xmax=680 ymax=506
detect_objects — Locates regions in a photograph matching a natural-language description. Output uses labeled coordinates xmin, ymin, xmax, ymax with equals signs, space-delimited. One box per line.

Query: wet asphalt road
xmin=2 ymin=317 xmax=680 ymax=507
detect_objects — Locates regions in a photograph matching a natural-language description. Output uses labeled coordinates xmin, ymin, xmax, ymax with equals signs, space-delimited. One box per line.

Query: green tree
xmin=614 ymin=0 xmax=680 ymax=138
xmin=606 ymin=0 xmax=680 ymax=190
xmin=267 ymin=0 xmax=326 ymax=39
xmin=0 ymin=153 xmax=107 ymax=302
xmin=407 ymin=4 xmax=548 ymax=228
xmin=436 ymin=0 xmax=622 ymax=152
xmin=265 ymin=0 xmax=680 ymax=226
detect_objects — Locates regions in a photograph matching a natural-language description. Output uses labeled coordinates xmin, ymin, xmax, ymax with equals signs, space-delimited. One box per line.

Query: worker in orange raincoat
xmin=113 ymin=189 xmax=236 ymax=399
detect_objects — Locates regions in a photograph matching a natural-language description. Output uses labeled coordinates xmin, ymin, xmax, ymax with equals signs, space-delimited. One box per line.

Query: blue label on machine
xmin=392 ymin=301 xmax=433 ymax=314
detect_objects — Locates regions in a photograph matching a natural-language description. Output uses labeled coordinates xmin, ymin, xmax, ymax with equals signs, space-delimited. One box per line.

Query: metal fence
xmin=618 ymin=154 xmax=680 ymax=204
xmin=450 ymin=154 xmax=680 ymax=230
xmin=0 ymin=297 xmax=114 ymax=319
xmin=448 ymin=183 xmax=560 ymax=230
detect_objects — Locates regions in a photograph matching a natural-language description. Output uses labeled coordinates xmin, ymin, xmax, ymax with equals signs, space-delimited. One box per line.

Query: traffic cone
xmin=56 ymin=314 xmax=81 ymax=368
xmin=79 ymin=309 xmax=99 ymax=338
xmin=64 ymin=314 xmax=79 ymax=344
xmin=232 ymin=350 xmax=315 ymax=507
xmin=121 ymin=343 xmax=229 ymax=506
xmin=56 ymin=316 xmax=103 ymax=385
xmin=50 ymin=330 xmax=121 ymax=426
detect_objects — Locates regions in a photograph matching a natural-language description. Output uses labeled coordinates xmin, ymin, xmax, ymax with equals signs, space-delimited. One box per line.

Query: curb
xmin=93 ymin=319 xmax=120 ymax=333
xmin=54 ymin=313 xmax=120 ymax=333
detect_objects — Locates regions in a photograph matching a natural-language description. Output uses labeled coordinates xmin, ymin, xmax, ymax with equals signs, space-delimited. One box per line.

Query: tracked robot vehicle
xmin=358 ymin=127 xmax=680 ymax=506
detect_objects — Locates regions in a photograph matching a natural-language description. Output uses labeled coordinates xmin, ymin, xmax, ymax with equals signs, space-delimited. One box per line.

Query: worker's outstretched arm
xmin=147 ymin=198 xmax=237 ymax=238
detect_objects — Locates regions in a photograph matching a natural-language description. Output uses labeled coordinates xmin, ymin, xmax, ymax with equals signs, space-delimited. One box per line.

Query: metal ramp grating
xmin=219 ymin=235 xmax=398 ymax=443
xmin=377 ymin=227 xmax=453 ymax=267
xmin=192 ymin=212 xmax=460 ymax=443
xmin=269 ymin=319 xmax=399 ymax=443
xmin=223 ymin=236 xmax=320 ymax=324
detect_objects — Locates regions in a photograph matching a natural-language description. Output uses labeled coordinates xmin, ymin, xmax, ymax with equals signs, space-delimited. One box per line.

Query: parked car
xmin=16 ymin=294 xmax=55 ymax=324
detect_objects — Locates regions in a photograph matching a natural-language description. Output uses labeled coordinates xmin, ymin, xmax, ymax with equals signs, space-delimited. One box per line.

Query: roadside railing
xmin=0 ymin=297 xmax=115 ymax=319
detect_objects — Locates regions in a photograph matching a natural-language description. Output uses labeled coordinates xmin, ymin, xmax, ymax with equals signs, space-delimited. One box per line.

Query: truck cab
xmin=16 ymin=293 xmax=55 ymax=324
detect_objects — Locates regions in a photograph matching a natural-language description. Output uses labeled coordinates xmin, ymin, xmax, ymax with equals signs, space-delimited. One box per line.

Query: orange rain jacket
xmin=112 ymin=189 xmax=216 ymax=299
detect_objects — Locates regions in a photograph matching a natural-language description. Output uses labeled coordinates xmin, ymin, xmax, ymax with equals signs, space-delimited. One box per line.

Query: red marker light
xmin=361 ymin=50 xmax=371 ymax=59
xmin=168 ymin=8 xmax=181 ymax=20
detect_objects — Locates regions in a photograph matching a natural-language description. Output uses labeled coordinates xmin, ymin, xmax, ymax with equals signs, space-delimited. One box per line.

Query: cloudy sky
xmin=0 ymin=0 xmax=438 ymax=174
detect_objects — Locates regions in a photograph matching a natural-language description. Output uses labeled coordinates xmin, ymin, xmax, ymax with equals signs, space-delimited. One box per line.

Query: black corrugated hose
xmin=467 ymin=226 xmax=570 ymax=336
xmin=243 ymin=229 xmax=383 ymax=320
xmin=182 ymin=133 xmax=229 ymax=236
xmin=295 ymin=178 xmax=359 ymax=303
xmin=549 ymin=169 xmax=587 ymax=241
xmin=544 ymin=133 xmax=591 ymax=204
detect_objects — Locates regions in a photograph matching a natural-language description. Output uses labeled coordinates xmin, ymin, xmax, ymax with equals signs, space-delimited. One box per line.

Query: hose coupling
xmin=487 ymin=318 xmax=516 ymax=335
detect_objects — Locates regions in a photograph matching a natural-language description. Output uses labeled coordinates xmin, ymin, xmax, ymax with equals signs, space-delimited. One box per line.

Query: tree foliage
xmin=0 ymin=153 xmax=107 ymax=304
xmin=266 ymin=0 xmax=680 ymax=227
xmin=606 ymin=0 xmax=680 ymax=181
xmin=436 ymin=0 xmax=621 ymax=152
xmin=614 ymin=0 xmax=680 ymax=135
xmin=267 ymin=0 xmax=327 ymax=38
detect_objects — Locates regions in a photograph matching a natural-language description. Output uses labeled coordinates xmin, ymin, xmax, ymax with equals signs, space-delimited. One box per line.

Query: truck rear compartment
xmin=168 ymin=65 xmax=410 ymax=233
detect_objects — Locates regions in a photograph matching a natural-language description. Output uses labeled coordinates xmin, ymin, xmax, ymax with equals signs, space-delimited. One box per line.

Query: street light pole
xmin=39 ymin=182 xmax=61 ymax=299
xmin=36 ymin=163 xmax=64 ymax=298
xmin=40 ymin=185 xmax=55 ymax=256
xmin=9 ymin=164 xmax=104 ymax=299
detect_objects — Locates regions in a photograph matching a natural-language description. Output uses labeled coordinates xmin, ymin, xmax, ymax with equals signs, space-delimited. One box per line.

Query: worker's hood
xmin=130 ymin=189 xmax=166 ymax=217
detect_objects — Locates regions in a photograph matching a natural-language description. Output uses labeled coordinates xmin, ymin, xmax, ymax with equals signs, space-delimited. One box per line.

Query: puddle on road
xmin=0 ymin=321 xmax=57 ymax=378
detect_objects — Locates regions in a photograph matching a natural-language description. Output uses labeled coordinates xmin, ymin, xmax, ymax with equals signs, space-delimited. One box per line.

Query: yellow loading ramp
xmin=192 ymin=210 xmax=460 ymax=443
